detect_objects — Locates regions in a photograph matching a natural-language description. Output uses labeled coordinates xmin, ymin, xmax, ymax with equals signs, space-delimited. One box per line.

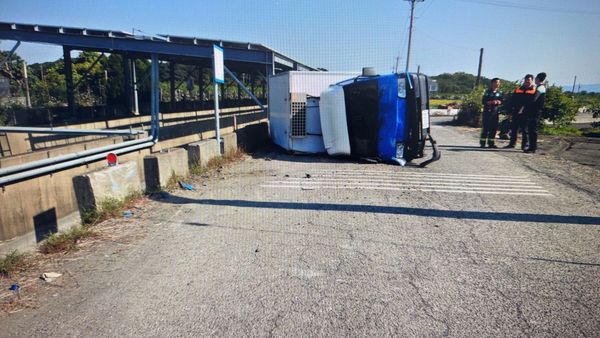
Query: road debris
xmin=122 ymin=210 xmax=134 ymax=218
xmin=179 ymin=181 xmax=194 ymax=190
xmin=8 ymin=283 xmax=21 ymax=299
xmin=40 ymin=272 xmax=62 ymax=283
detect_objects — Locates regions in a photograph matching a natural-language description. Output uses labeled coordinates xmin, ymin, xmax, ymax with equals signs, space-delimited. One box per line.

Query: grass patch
xmin=540 ymin=125 xmax=583 ymax=137
xmin=0 ymin=250 xmax=30 ymax=278
xmin=82 ymin=191 xmax=143 ymax=226
xmin=38 ymin=225 xmax=95 ymax=254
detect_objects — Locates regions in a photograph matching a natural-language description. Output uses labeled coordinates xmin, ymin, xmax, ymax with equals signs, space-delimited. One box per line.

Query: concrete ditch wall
xmin=0 ymin=109 xmax=268 ymax=255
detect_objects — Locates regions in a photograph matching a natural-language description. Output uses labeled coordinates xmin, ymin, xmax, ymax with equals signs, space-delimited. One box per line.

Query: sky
xmin=1 ymin=0 xmax=599 ymax=86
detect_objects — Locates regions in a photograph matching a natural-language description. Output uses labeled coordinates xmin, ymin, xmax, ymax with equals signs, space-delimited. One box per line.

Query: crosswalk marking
xmin=313 ymin=176 xmax=535 ymax=184
xmin=261 ymin=170 xmax=553 ymax=196
xmin=309 ymin=169 xmax=529 ymax=179
xmin=266 ymin=180 xmax=548 ymax=192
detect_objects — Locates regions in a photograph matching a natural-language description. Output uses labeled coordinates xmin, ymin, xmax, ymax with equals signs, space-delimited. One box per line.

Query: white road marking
xmin=260 ymin=184 xmax=554 ymax=196
xmin=262 ymin=170 xmax=552 ymax=196
xmin=265 ymin=180 xmax=549 ymax=192
xmin=309 ymin=169 xmax=529 ymax=179
xmin=298 ymin=176 xmax=536 ymax=184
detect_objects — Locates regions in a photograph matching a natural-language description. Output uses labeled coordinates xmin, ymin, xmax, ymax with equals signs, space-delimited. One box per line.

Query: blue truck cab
xmin=319 ymin=72 xmax=440 ymax=166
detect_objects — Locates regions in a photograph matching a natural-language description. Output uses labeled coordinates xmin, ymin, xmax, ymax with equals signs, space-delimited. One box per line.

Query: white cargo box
xmin=268 ymin=71 xmax=359 ymax=153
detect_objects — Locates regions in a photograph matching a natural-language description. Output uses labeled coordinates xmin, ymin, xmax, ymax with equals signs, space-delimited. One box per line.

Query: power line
xmin=394 ymin=15 xmax=412 ymax=72
xmin=404 ymin=0 xmax=425 ymax=73
xmin=419 ymin=0 xmax=437 ymax=17
xmin=454 ymin=0 xmax=600 ymax=16
xmin=418 ymin=16 xmax=600 ymax=38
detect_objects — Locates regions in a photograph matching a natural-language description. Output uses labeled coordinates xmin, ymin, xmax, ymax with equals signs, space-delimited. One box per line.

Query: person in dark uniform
xmin=480 ymin=78 xmax=503 ymax=148
xmin=524 ymin=72 xmax=547 ymax=153
xmin=505 ymin=74 xmax=536 ymax=149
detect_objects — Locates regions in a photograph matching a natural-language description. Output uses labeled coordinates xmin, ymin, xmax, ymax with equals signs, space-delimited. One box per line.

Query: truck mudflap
xmin=419 ymin=134 xmax=441 ymax=167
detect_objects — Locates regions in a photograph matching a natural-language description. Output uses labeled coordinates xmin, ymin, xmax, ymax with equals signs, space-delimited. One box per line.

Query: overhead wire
xmin=453 ymin=0 xmax=600 ymax=16
xmin=409 ymin=0 xmax=437 ymax=72
xmin=394 ymin=14 xmax=412 ymax=73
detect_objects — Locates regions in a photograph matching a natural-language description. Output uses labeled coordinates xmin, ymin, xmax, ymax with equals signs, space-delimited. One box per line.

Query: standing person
xmin=504 ymin=74 xmax=536 ymax=149
xmin=480 ymin=78 xmax=504 ymax=148
xmin=524 ymin=72 xmax=547 ymax=153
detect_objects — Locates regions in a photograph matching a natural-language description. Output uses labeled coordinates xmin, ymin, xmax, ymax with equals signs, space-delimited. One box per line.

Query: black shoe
xmin=503 ymin=144 xmax=515 ymax=149
xmin=488 ymin=144 xmax=498 ymax=149
xmin=479 ymin=144 xmax=485 ymax=148
xmin=524 ymin=149 xmax=536 ymax=153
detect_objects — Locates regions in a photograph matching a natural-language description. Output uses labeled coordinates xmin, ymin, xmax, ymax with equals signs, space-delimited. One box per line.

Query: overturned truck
xmin=269 ymin=69 xmax=441 ymax=167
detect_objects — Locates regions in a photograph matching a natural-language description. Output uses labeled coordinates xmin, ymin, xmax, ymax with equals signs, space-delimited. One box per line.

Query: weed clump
xmin=38 ymin=226 xmax=95 ymax=254
xmin=0 ymin=250 xmax=30 ymax=278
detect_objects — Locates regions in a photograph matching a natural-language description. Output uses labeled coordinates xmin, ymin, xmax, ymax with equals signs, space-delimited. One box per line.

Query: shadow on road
xmin=152 ymin=195 xmax=600 ymax=226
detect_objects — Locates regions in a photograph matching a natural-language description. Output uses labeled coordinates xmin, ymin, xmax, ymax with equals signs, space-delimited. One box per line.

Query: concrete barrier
xmin=221 ymin=133 xmax=238 ymax=154
xmin=73 ymin=161 xmax=143 ymax=214
xmin=188 ymin=139 xmax=219 ymax=168
xmin=144 ymin=148 xmax=189 ymax=191
xmin=430 ymin=109 xmax=459 ymax=116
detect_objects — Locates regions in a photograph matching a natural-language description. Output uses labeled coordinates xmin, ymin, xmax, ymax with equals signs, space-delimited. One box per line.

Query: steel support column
xmin=123 ymin=54 xmax=132 ymax=114
xmin=169 ymin=61 xmax=176 ymax=109
xmin=63 ymin=46 xmax=76 ymax=117
xmin=199 ymin=67 xmax=205 ymax=107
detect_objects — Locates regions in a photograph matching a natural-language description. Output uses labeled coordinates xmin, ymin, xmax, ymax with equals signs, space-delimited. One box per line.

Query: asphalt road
xmin=2 ymin=117 xmax=599 ymax=337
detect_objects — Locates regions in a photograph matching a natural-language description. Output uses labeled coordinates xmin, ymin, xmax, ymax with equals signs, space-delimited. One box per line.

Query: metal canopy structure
xmin=0 ymin=22 xmax=318 ymax=73
xmin=0 ymin=21 xmax=320 ymax=185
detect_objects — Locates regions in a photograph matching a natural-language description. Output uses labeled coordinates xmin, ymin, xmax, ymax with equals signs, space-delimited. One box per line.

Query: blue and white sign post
xmin=213 ymin=45 xmax=225 ymax=154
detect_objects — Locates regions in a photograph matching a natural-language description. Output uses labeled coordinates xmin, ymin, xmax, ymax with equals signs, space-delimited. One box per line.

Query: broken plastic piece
xmin=123 ymin=210 xmax=134 ymax=218
xmin=41 ymin=272 xmax=62 ymax=282
xmin=179 ymin=181 xmax=194 ymax=190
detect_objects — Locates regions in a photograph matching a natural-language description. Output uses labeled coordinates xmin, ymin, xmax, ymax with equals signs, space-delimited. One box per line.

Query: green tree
xmin=431 ymin=72 xmax=491 ymax=95
xmin=456 ymin=86 xmax=485 ymax=127
xmin=0 ymin=50 xmax=25 ymax=96
xmin=543 ymin=86 xmax=577 ymax=127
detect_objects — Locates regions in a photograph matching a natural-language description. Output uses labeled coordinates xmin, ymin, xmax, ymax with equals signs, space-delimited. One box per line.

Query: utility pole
xmin=571 ymin=75 xmax=577 ymax=93
xmin=404 ymin=0 xmax=424 ymax=73
xmin=475 ymin=48 xmax=484 ymax=87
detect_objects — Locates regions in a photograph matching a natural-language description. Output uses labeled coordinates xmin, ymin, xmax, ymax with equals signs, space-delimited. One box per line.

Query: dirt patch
xmin=0 ymin=197 xmax=156 ymax=317
xmin=538 ymin=136 xmax=600 ymax=169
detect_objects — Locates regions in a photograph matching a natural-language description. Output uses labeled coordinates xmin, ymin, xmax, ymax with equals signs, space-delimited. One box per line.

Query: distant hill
xmin=430 ymin=72 xmax=492 ymax=94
